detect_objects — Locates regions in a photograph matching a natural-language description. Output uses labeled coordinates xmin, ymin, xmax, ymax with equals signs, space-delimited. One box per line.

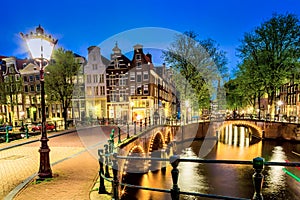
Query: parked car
xmin=0 ymin=125 xmax=13 ymax=132
xmin=31 ymin=123 xmax=56 ymax=132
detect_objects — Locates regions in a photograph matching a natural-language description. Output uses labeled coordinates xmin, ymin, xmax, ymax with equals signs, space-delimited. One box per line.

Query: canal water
xmin=121 ymin=125 xmax=300 ymax=200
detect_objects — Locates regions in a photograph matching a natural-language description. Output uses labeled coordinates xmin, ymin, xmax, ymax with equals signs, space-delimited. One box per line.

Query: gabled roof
xmin=19 ymin=63 xmax=39 ymax=74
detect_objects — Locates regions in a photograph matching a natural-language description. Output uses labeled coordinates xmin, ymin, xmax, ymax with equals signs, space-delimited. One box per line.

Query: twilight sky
xmin=1 ymin=0 xmax=300 ymax=76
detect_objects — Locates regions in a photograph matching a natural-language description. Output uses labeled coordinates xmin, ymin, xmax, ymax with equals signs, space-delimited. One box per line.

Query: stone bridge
xmin=109 ymin=119 xmax=300 ymax=188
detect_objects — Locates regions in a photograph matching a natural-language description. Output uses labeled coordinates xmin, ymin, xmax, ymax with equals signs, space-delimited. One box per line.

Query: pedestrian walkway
xmin=1 ymin=126 xmax=115 ymax=200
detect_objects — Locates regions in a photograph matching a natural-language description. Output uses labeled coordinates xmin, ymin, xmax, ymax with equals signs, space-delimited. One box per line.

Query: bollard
xmin=104 ymin=144 xmax=111 ymax=178
xmin=145 ymin=118 xmax=147 ymax=128
xmin=149 ymin=117 xmax=151 ymax=126
xmin=5 ymin=126 xmax=9 ymax=143
xmin=112 ymin=153 xmax=119 ymax=200
xmin=127 ymin=123 xmax=129 ymax=139
xmin=140 ymin=119 xmax=142 ymax=132
xmin=98 ymin=149 xmax=107 ymax=194
xmin=118 ymin=127 xmax=121 ymax=144
xmin=170 ymin=155 xmax=180 ymax=200
xmin=25 ymin=124 xmax=29 ymax=139
xmin=134 ymin=122 xmax=136 ymax=135
xmin=252 ymin=157 xmax=264 ymax=200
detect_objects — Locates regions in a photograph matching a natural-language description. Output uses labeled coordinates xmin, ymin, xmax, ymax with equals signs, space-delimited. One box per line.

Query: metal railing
xmin=97 ymin=148 xmax=300 ymax=200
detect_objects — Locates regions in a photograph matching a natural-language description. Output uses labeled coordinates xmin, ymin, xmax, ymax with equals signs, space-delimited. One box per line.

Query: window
xmin=87 ymin=86 xmax=92 ymax=96
xmin=23 ymin=76 xmax=28 ymax=82
xmin=130 ymin=86 xmax=135 ymax=95
xmin=143 ymin=71 xmax=149 ymax=81
xmin=24 ymin=85 xmax=28 ymax=93
xmin=136 ymin=62 xmax=142 ymax=69
xmin=29 ymin=75 xmax=34 ymax=82
xmin=144 ymin=84 xmax=149 ymax=95
xmin=137 ymin=85 xmax=142 ymax=95
xmin=36 ymin=84 xmax=41 ymax=92
xmin=15 ymin=74 xmax=20 ymax=81
xmin=93 ymin=75 xmax=98 ymax=83
xmin=120 ymin=90 xmax=126 ymax=102
xmin=136 ymin=54 xmax=141 ymax=60
xmin=110 ymin=90 xmax=116 ymax=102
xmin=100 ymin=86 xmax=105 ymax=95
xmin=114 ymin=60 xmax=119 ymax=68
xmin=92 ymin=64 xmax=97 ymax=70
xmin=110 ymin=74 xmax=116 ymax=86
xmin=137 ymin=72 xmax=142 ymax=82
xmin=30 ymin=85 xmax=35 ymax=92
xmin=99 ymin=74 xmax=104 ymax=83
xmin=119 ymin=74 xmax=126 ymax=86
xmin=94 ymin=86 xmax=99 ymax=96
xmin=130 ymin=72 xmax=135 ymax=81
xmin=87 ymin=75 xmax=91 ymax=83
xmin=35 ymin=75 xmax=40 ymax=81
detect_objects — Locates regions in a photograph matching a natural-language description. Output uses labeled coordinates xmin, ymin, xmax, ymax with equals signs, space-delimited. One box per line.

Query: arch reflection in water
xmin=220 ymin=125 xmax=254 ymax=147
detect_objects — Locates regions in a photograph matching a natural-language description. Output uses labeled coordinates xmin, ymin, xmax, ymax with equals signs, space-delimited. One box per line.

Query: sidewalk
xmin=2 ymin=127 xmax=112 ymax=200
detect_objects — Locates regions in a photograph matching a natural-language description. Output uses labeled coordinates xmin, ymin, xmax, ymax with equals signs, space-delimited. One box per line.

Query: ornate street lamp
xmin=130 ymin=101 xmax=134 ymax=124
xmin=20 ymin=25 xmax=57 ymax=179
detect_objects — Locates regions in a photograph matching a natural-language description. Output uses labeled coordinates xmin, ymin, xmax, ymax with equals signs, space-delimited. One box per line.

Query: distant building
xmin=106 ymin=43 xmax=131 ymax=123
xmin=85 ymin=46 xmax=110 ymax=119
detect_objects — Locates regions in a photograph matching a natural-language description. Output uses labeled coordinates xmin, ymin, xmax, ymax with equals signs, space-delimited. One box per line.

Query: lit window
xmin=120 ymin=90 xmax=126 ymax=102
xmin=137 ymin=85 xmax=142 ymax=95
xmin=144 ymin=84 xmax=149 ymax=95
xmin=130 ymin=86 xmax=135 ymax=95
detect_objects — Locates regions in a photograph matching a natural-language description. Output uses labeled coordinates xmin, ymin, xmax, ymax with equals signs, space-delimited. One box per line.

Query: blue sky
xmin=1 ymin=0 xmax=300 ymax=76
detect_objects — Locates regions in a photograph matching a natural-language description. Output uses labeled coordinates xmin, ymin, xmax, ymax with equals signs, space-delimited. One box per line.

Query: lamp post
xmin=21 ymin=25 xmax=57 ymax=179
xmin=277 ymin=100 xmax=283 ymax=121
xmin=130 ymin=101 xmax=134 ymax=124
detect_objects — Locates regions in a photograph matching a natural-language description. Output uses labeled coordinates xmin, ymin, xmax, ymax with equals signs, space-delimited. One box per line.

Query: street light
xmin=277 ymin=100 xmax=283 ymax=121
xmin=130 ymin=101 xmax=134 ymax=124
xmin=21 ymin=25 xmax=57 ymax=179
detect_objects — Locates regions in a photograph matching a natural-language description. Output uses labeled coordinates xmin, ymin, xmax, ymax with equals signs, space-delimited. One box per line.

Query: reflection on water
xmin=122 ymin=125 xmax=300 ymax=200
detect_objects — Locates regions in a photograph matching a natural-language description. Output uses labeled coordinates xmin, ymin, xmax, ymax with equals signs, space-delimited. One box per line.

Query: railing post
xmin=25 ymin=124 xmax=29 ymax=139
xmin=140 ymin=119 xmax=142 ymax=132
xmin=134 ymin=121 xmax=136 ymax=135
xmin=170 ymin=155 xmax=180 ymax=200
xmin=104 ymin=144 xmax=111 ymax=178
xmin=98 ymin=149 xmax=107 ymax=194
xmin=252 ymin=157 xmax=264 ymax=200
xmin=109 ymin=129 xmax=115 ymax=153
xmin=127 ymin=123 xmax=129 ymax=139
xmin=118 ymin=127 xmax=121 ymax=144
xmin=5 ymin=126 xmax=9 ymax=143
xmin=145 ymin=117 xmax=147 ymax=128
xmin=112 ymin=153 xmax=119 ymax=200
xmin=149 ymin=116 xmax=151 ymax=126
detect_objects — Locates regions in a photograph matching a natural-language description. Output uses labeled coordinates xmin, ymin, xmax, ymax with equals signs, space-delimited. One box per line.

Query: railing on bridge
xmin=97 ymin=145 xmax=300 ymax=200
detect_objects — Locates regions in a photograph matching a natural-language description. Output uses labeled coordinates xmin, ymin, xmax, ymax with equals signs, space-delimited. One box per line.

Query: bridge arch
xmin=123 ymin=145 xmax=147 ymax=174
xmin=218 ymin=120 xmax=263 ymax=138
xmin=149 ymin=131 xmax=165 ymax=152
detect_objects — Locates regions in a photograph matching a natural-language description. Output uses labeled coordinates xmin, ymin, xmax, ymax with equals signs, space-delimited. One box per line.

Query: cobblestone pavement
xmin=1 ymin=125 xmax=135 ymax=200
xmin=0 ymin=126 xmax=118 ymax=200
